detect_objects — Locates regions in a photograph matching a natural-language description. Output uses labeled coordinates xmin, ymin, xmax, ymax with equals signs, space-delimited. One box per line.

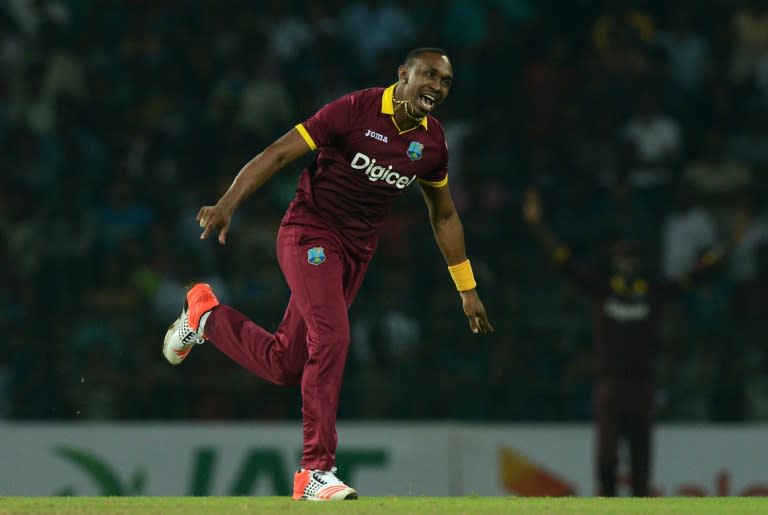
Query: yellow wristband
xmin=448 ymin=259 xmax=477 ymax=292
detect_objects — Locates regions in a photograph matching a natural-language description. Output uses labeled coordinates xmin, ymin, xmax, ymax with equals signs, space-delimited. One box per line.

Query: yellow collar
xmin=381 ymin=83 xmax=428 ymax=129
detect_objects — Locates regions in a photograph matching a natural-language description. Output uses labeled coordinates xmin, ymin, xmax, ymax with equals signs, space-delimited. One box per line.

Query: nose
xmin=425 ymin=81 xmax=442 ymax=96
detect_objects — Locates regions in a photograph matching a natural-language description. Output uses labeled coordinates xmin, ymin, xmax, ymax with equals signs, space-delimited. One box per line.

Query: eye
xmin=425 ymin=70 xmax=435 ymax=78
xmin=441 ymin=79 xmax=452 ymax=87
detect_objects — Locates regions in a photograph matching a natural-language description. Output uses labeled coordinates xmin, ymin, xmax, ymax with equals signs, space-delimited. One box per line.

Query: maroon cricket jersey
xmin=556 ymin=258 xmax=662 ymax=382
xmin=557 ymin=246 xmax=724 ymax=383
xmin=284 ymin=84 xmax=449 ymax=259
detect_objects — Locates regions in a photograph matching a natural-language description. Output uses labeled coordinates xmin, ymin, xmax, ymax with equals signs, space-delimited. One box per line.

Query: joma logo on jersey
xmin=364 ymin=129 xmax=388 ymax=143
xmin=350 ymin=152 xmax=417 ymax=189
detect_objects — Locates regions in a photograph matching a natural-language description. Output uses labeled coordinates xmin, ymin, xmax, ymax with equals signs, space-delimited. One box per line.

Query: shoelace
xmin=180 ymin=333 xmax=204 ymax=347
xmin=315 ymin=467 xmax=341 ymax=483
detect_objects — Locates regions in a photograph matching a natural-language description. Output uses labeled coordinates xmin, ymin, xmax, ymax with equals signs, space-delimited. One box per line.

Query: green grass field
xmin=1 ymin=497 xmax=767 ymax=515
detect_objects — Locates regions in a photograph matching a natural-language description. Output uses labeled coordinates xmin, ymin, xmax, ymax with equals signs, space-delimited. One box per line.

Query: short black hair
xmin=404 ymin=47 xmax=449 ymax=66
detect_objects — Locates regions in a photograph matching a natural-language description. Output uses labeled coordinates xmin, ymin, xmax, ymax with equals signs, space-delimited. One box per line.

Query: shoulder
xmin=319 ymin=87 xmax=384 ymax=115
xmin=351 ymin=86 xmax=386 ymax=98
xmin=341 ymin=87 xmax=386 ymax=106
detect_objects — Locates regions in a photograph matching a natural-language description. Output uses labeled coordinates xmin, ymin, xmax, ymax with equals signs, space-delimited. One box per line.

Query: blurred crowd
xmin=2 ymin=0 xmax=768 ymax=422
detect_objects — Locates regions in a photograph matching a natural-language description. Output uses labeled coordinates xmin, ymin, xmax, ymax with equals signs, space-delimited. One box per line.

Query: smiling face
xmin=396 ymin=51 xmax=453 ymax=118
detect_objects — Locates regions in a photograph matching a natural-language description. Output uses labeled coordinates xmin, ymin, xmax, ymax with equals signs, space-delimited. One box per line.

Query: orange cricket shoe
xmin=292 ymin=467 xmax=358 ymax=501
xmin=162 ymin=283 xmax=220 ymax=365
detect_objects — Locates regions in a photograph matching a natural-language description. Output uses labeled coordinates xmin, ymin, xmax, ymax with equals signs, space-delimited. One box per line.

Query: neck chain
xmin=392 ymin=97 xmax=424 ymax=124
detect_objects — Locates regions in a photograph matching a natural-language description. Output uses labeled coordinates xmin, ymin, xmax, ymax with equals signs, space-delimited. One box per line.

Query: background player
xmin=162 ymin=48 xmax=493 ymax=501
xmin=522 ymin=188 xmax=738 ymax=497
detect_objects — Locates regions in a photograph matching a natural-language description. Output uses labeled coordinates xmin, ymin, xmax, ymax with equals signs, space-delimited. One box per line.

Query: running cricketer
xmin=162 ymin=48 xmax=493 ymax=501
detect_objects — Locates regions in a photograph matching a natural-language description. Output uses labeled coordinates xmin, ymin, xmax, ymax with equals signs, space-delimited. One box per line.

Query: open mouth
xmin=416 ymin=93 xmax=438 ymax=111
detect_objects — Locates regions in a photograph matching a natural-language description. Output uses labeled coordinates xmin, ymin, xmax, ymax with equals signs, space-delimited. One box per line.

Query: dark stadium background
xmin=2 ymin=0 xmax=767 ymax=424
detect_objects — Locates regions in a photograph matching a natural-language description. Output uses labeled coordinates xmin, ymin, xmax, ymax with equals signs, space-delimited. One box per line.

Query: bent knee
xmin=273 ymin=371 xmax=302 ymax=386
xmin=308 ymin=331 xmax=351 ymax=355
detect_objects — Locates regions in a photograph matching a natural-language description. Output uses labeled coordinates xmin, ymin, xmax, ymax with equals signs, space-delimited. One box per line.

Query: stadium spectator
xmin=655 ymin=6 xmax=710 ymax=125
xmin=727 ymin=107 xmax=768 ymax=168
xmin=656 ymin=7 xmax=709 ymax=96
xmin=591 ymin=0 xmax=656 ymax=79
xmin=682 ymin=128 xmax=753 ymax=209
xmin=661 ymin=185 xmax=719 ymax=280
xmin=729 ymin=0 xmax=768 ymax=86
xmin=621 ymin=91 xmax=682 ymax=192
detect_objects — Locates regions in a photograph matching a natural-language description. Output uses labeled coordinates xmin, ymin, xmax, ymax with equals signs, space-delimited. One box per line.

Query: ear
xmin=397 ymin=65 xmax=409 ymax=84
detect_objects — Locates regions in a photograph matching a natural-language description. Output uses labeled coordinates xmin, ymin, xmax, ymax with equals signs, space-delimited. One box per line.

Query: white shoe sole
xmin=301 ymin=490 xmax=358 ymax=501
xmin=163 ymin=307 xmax=201 ymax=365
xmin=296 ymin=487 xmax=358 ymax=501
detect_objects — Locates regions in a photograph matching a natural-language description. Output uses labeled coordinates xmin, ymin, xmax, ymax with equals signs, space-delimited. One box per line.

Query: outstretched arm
xmin=522 ymin=188 xmax=605 ymax=295
xmin=662 ymin=208 xmax=750 ymax=295
xmin=522 ymin=188 xmax=568 ymax=260
xmin=198 ymin=128 xmax=311 ymax=244
xmin=420 ymin=182 xmax=493 ymax=334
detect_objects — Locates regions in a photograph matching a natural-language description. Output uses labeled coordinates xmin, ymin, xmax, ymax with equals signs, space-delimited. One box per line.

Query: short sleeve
xmin=296 ymin=95 xmax=354 ymax=151
xmin=419 ymin=139 xmax=449 ymax=187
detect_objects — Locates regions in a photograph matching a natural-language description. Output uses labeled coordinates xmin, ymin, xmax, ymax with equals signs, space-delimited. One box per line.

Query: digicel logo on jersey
xmin=350 ymin=152 xmax=417 ymax=189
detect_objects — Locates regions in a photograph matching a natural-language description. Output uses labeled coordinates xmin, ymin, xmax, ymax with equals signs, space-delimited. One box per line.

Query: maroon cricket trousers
xmin=594 ymin=379 xmax=654 ymax=496
xmin=204 ymin=224 xmax=369 ymax=470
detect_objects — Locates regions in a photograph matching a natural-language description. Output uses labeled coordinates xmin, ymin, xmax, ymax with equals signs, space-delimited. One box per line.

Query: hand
xmin=522 ymin=188 xmax=542 ymax=224
xmin=460 ymin=289 xmax=494 ymax=334
xmin=730 ymin=208 xmax=751 ymax=247
xmin=197 ymin=204 xmax=233 ymax=245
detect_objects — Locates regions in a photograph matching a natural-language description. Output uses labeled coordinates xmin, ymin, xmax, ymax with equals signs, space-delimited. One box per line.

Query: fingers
xmin=467 ymin=311 xmax=493 ymax=335
xmin=469 ymin=315 xmax=479 ymax=334
xmin=198 ymin=209 xmax=212 ymax=239
xmin=200 ymin=219 xmax=227 ymax=244
xmin=197 ymin=207 xmax=210 ymax=238
xmin=197 ymin=207 xmax=228 ymax=245
xmin=478 ymin=312 xmax=494 ymax=333
xmin=200 ymin=222 xmax=214 ymax=241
